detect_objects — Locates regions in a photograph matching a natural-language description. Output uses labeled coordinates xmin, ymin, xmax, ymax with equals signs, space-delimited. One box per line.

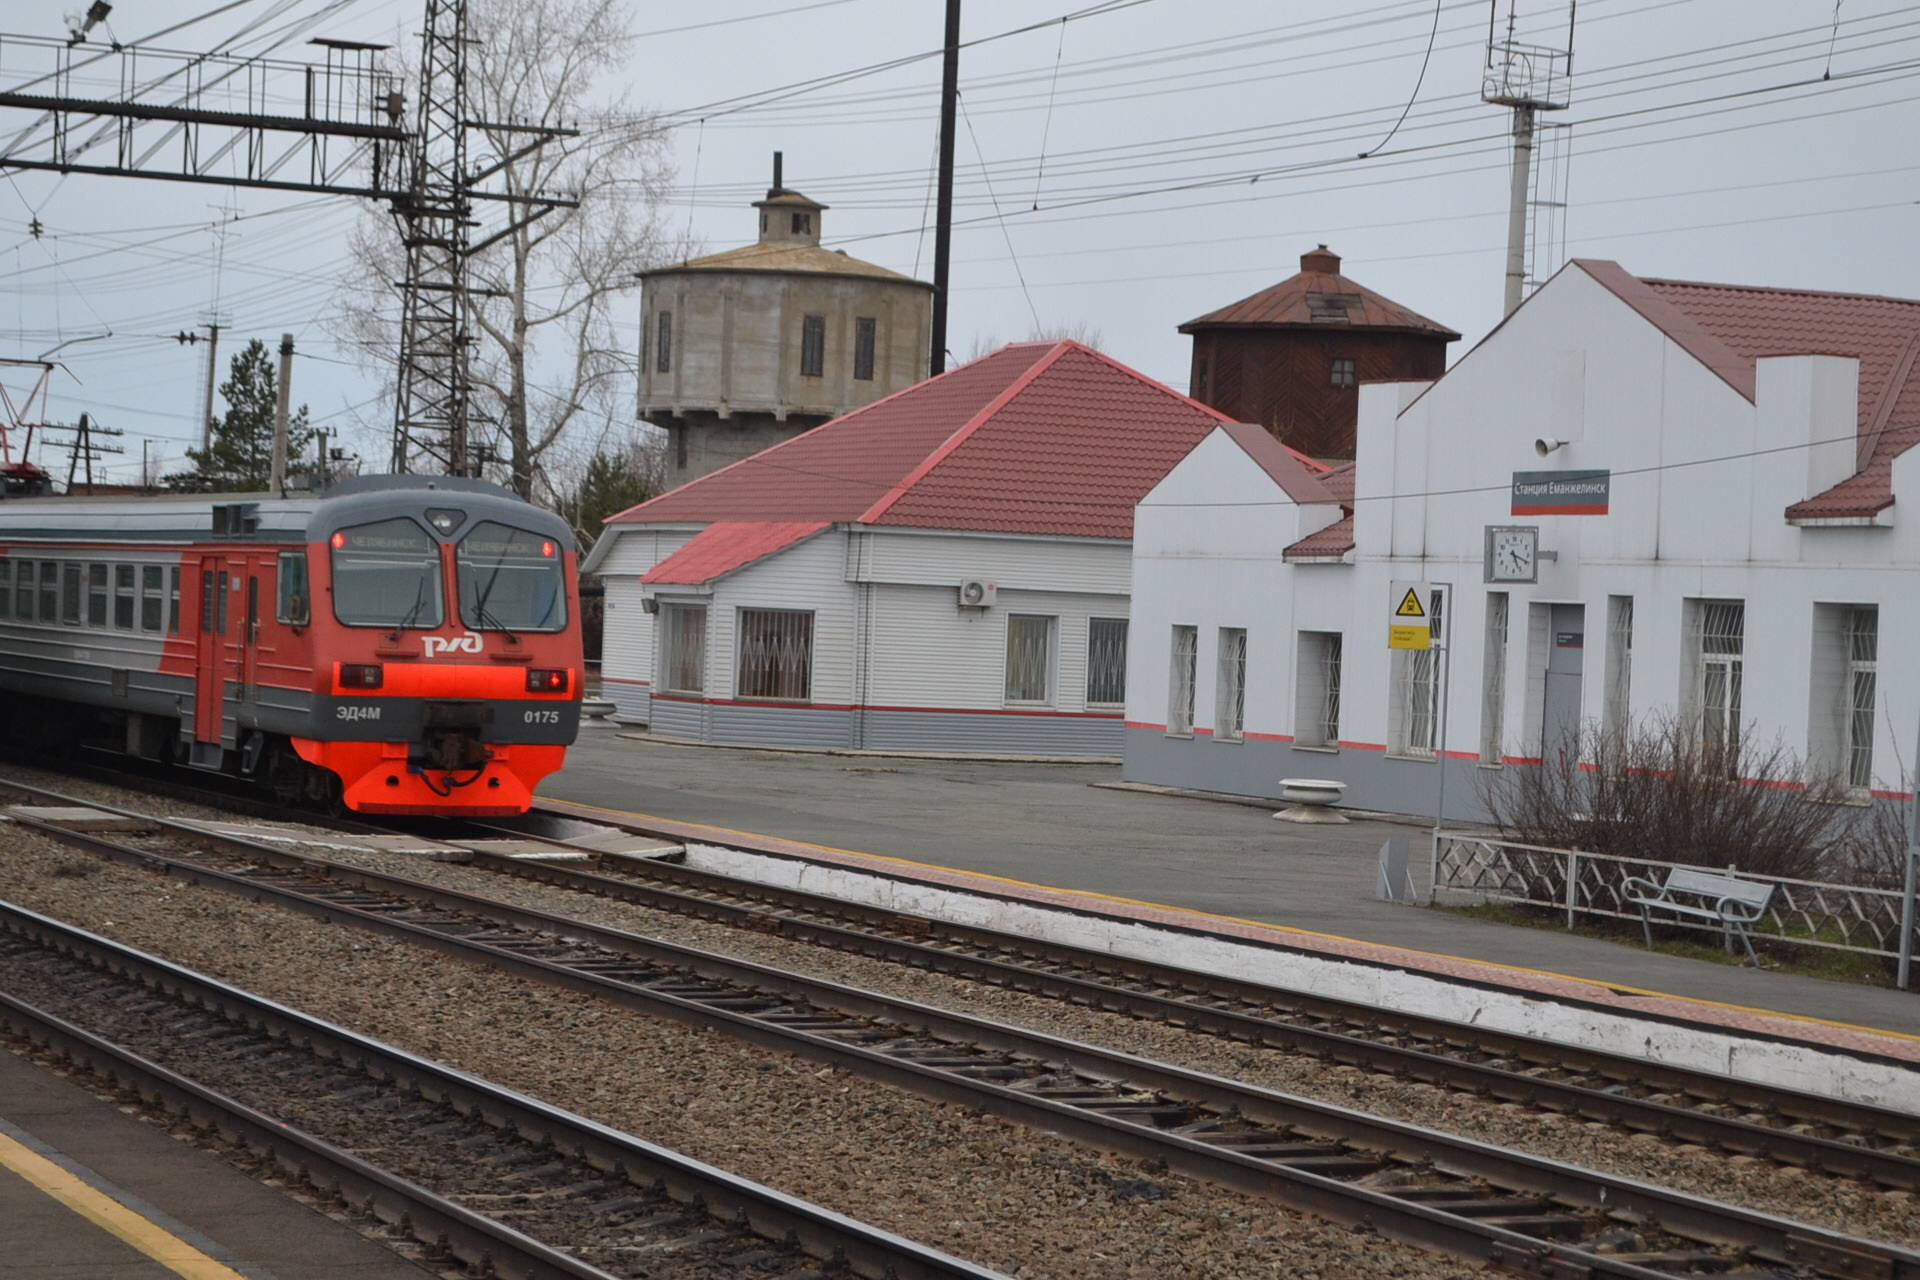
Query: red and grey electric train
xmin=0 ymin=475 xmax=582 ymax=816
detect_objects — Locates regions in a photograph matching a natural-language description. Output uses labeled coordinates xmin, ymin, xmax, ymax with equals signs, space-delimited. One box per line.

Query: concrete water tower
xmin=638 ymin=153 xmax=935 ymax=487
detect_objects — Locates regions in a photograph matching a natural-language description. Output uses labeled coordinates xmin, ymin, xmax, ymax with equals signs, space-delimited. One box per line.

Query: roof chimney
xmin=1301 ymin=244 xmax=1341 ymax=275
xmin=770 ymin=150 xmax=784 ymax=198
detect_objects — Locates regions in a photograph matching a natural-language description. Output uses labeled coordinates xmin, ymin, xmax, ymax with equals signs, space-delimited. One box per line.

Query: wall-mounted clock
xmin=1484 ymin=525 xmax=1539 ymax=584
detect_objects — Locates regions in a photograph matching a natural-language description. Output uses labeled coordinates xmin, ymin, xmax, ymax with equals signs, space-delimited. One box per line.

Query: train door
xmin=193 ymin=557 xmax=225 ymax=746
xmin=1541 ymin=603 xmax=1585 ymax=767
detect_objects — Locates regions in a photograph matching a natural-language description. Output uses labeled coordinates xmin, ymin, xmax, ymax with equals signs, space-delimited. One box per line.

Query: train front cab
xmin=289 ymin=495 xmax=581 ymax=816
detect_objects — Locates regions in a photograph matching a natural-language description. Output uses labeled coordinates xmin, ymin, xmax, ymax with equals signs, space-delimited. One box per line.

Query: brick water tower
xmin=638 ymin=155 xmax=935 ymax=487
xmin=1180 ymin=246 xmax=1459 ymax=462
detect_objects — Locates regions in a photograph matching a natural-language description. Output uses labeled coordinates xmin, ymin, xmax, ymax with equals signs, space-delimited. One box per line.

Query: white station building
xmin=1125 ymin=258 xmax=1920 ymax=819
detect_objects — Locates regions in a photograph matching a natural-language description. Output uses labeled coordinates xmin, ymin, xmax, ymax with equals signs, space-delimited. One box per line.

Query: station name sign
xmin=1512 ymin=469 xmax=1610 ymax=516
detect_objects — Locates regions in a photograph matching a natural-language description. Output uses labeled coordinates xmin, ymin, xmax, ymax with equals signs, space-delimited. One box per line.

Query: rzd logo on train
xmin=424 ymin=632 xmax=484 ymax=656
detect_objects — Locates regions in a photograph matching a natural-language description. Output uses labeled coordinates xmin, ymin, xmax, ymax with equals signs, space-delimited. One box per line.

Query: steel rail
xmin=0 ymin=905 xmax=1013 ymax=1280
xmin=8 ymin=805 xmax=1919 ymax=1279
xmin=471 ymin=836 xmax=1920 ymax=1188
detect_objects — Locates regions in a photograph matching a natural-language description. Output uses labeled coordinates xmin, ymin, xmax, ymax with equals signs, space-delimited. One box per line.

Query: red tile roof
xmin=640 ymin=520 xmax=830 ymax=585
xmin=1180 ymin=246 xmax=1460 ymax=339
xmin=1284 ymin=512 xmax=1354 ymax=561
xmin=609 ymin=341 xmax=1303 ymax=540
xmin=1575 ymin=260 xmax=1920 ymax=520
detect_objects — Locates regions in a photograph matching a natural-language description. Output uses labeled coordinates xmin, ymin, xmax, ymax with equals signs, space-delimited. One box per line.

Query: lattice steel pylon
xmin=389 ymin=0 xmax=472 ymax=477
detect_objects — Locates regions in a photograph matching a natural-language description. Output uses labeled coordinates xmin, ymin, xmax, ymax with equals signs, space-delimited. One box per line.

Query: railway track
xmin=0 ymin=906 xmax=1010 ymax=1280
xmin=5 ymin=779 xmax=1918 ymax=1279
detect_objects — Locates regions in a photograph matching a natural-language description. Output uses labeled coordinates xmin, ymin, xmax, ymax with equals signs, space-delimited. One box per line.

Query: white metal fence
xmin=1432 ymin=832 xmax=1905 ymax=958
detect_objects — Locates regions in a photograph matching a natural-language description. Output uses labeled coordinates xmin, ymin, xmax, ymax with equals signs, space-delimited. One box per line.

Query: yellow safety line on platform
xmin=0 ymin=1130 xmax=250 ymax=1280
xmin=539 ymin=794 xmax=1920 ymax=1049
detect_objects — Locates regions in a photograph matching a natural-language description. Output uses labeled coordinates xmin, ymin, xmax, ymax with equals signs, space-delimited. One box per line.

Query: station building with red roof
xmin=1128 ymin=258 xmax=1920 ymax=821
xmin=583 ymin=340 xmax=1333 ymax=755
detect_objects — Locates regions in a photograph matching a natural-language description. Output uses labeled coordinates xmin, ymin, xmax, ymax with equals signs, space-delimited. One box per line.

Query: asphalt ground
xmin=544 ymin=726 xmax=1920 ymax=1040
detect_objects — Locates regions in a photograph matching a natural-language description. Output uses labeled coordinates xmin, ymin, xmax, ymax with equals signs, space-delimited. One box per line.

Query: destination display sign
xmin=1512 ymin=469 xmax=1610 ymax=516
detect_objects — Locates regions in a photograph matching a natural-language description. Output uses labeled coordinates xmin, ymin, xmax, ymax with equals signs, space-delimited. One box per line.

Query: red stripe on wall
xmin=651 ymin=694 xmax=1123 ymax=720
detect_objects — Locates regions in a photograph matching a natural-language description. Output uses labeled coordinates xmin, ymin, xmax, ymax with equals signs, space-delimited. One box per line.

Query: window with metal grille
xmin=1480 ymin=593 xmax=1508 ymax=764
xmin=1294 ymin=631 xmax=1342 ymax=748
xmin=1168 ymin=625 xmax=1197 ymax=735
xmin=659 ymin=604 xmax=707 ymax=695
xmin=141 ymin=565 xmax=165 ymax=632
xmin=1845 ymin=606 xmax=1877 ymax=790
xmin=1687 ymin=599 xmax=1744 ymax=754
xmin=737 ymin=608 xmax=812 ymax=701
xmin=1085 ymin=617 xmax=1128 ymax=706
xmin=1602 ymin=596 xmax=1633 ymax=753
xmin=1004 ymin=614 xmax=1055 ymax=704
xmin=61 ymin=563 xmax=80 ymax=625
xmin=87 ymin=562 xmax=107 ymax=626
xmin=1392 ymin=589 xmax=1443 ymax=758
xmin=655 ymin=311 xmax=672 ymax=373
xmin=1330 ymin=357 xmax=1356 ymax=387
xmin=1216 ymin=628 xmax=1247 ymax=742
xmin=800 ymin=314 xmax=826 ymax=378
xmin=854 ymin=317 xmax=876 ymax=381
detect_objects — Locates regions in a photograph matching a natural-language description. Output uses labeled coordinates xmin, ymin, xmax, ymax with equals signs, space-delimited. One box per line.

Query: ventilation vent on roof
xmin=1305 ymin=292 xmax=1362 ymax=324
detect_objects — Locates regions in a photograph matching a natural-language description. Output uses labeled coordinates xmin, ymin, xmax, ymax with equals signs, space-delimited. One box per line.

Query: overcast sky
xmin=1 ymin=0 xmax=1915 ymax=486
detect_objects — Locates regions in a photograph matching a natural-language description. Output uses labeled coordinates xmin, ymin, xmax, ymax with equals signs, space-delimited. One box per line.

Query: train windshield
xmin=330 ymin=518 xmax=446 ymax=629
xmin=456 ymin=521 xmax=567 ymax=633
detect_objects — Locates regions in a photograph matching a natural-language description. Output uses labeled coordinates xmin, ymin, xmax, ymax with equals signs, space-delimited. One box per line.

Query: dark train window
xmin=114 ymin=564 xmax=135 ymax=629
xmin=202 ymin=570 xmax=215 ymax=633
xmin=0 ymin=561 xmax=10 ymax=620
xmin=87 ymin=562 xmax=107 ymax=626
xmin=15 ymin=561 xmax=34 ymax=621
xmin=61 ymin=563 xmax=80 ymax=625
xmin=456 ymin=521 xmax=566 ymax=633
xmin=276 ymin=550 xmax=310 ymax=626
xmin=168 ymin=567 xmax=181 ymax=635
xmin=141 ymin=566 xmax=164 ymax=632
xmin=37 ymin=562 xmax=56 ymax=622
xmin=1331 ymin=357 xmax=1356 ymax=388
xmin=216 ymin=571 xmax=229 ymax=636
xmin=330 ymin=518 xmax=445 ymax=629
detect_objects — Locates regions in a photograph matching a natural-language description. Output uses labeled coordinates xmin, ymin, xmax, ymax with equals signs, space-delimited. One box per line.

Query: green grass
xmin=1434 ymin=900 xmax=1895 ymax=986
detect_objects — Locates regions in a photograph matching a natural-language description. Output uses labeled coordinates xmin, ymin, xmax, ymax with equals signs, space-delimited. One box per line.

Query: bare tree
xmin=335 ymin=0 xmax=678 ymax=501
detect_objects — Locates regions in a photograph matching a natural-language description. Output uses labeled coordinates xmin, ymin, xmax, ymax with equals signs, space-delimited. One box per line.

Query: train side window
xmin=114 ymin=564 xmax=136 ymax=629
xmin=276 ymin=550 xmax=310 ymax=626
xmin=216 ymin=571 xmax=229 ymax=635
xmin=168 ymin=567 xmax=181 ymax=634
xmin=87 ymin=563 xmax=107 ymax=626
xmin=0 ymin=561 xmax=10 ymax=620
xmin=201 ymin=570 xmax=215 ymax=634
xmin=141 ymin=566 xmax=164 ymax=632
xmin=16 ymin=561 xmax=34 ymax=621
xmin=37 ymin=562 xmax=56 ymax=622
xmin=61 ymin=564 xmax=81 ymax=625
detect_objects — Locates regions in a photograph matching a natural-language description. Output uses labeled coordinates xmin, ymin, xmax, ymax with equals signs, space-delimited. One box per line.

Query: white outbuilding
xmin=1125 ymin=258 xmax=1920 ymax=819
xmin=587 ymin=340 xmax=1329 ymax=755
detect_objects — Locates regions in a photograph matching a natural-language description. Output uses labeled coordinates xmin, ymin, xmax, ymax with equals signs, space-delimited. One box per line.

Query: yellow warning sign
xmin=1388 ymin=580 xmax=1435 ymax=651
xmin=1395 ymin=588 xmax=1427 ymax=618
xmin=1389 ymin=624 xmax=1430 ymax=651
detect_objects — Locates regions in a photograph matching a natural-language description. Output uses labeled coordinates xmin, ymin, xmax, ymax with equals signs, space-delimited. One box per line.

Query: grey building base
xmin=1121 ymin=727 xmax=1497 ymax=825
xmin=647 ymin=697 xmax=1124 ymax=757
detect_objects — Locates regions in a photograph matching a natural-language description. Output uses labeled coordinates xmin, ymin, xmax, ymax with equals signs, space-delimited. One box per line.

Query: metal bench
xmin=1623 ymin=866 xmax=1775 ymax=964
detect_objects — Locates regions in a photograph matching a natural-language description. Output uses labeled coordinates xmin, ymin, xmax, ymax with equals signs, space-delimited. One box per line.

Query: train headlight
xmin=339 ymin=663 xmax=384 ymax=689
xmin=526 ymin=668 xmax=568 ymax=694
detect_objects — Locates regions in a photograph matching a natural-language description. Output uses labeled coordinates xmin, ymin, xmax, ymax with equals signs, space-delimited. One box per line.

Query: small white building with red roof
xmin=1127 ymin=258 xmax=1920 ymax=818
xmin=584 ymin=339 xmax=1333 ymax=755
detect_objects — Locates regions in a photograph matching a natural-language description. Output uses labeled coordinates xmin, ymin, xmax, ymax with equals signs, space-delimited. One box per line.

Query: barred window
xmin=1480 ymin=593 xmax=1508 ymax=764
xmin=655 ymin=311 xmax=672 ymax=373
xmin=1689 ymin=599 xmax=1744 ymax=754
xmin=1086 ymin=617 xmax=1128 ymax=706
xmin=854 ymin=317 xmax=877 ymax=381
xmin=1168 ymin=624 xmax=1197 ymax=735
xmin=1602 ymin=596 xmax=1634 ymax=753
xmin=87 ymin=562 xmax=107 ymax=626
xmin=1216 ymin=627 xmax=1247 ymax=741
xmin=800 ymin=313 xmax=826 ymax=378
xmin=1392 ymin=589 xmax=1443 ymax=758
xmin=141 ymin=565 xmax=165 ymax=632
xmin=1004 ymin=614 xmax=1055 ymax=704
xmin=737 ymin=608 xmax=812 ymax=701
xmin=1846 ymin=605 xmax=1877 ymax=791
xmin=659 ymin=604 xmax=707 ymax=695
xmin=1330 ymin=357 xmax=1356 ymax=387
xmin=1295 ymin=632 xmax=1343 ymax=748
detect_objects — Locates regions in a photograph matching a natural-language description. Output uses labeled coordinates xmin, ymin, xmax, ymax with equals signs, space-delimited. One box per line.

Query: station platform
xmin=544 ymin=729 xmax=1920 ymax=1062
xmin=0 ymin=1045 xmax=432 ymax=1280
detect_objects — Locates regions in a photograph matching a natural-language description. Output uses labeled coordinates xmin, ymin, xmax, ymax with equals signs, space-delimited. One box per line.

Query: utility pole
xmin=1481 ymin=1 xmax=1575 ymax=316
xmin=930 ymin=0 xmax=961 ymax=376
xmin=272 ymin=333 xmax=293 ymax=495
xmin=200 ymin=324 xmax=220 ymax=453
